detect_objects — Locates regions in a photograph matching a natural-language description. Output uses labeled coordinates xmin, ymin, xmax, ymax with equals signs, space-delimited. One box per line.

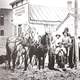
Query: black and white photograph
xmin=0 ymin=0 xmax=80 ymax=80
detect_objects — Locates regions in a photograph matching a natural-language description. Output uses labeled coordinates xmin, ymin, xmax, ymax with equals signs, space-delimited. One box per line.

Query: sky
xmin=0 ymin=0 xmax=80 ymax=9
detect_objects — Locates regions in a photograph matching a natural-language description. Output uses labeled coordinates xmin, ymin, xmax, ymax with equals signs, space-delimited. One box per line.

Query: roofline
xmin=29 ymin=20 xmax=61 ymax=26
xmin=29 ymin=18 xmax=62 ymax=25
xmin=56 ymin=13 xmax=70 ymax=31
xmin=10 ymin=0 xmax=23 ymax=6
xmin=0 ymin=8 xmax=12 ymax=10
xmin=30 ymin=18 xmax=62 ymax=23
xmin=56 ymin=13 xmax=80 ymax=31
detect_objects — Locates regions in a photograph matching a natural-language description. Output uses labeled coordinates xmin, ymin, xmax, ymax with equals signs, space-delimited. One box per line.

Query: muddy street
xmin=0 ymin=63 xmax=80 ymax=80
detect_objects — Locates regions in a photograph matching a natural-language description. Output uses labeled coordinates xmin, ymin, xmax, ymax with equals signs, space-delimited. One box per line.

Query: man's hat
xmin=64 ymin=27 xmax=69 ymax=32
xmin=63 ymin=31 xmax=68 ymax=35
xmin=45 ymin=32 xmax=48 ymax=35
xmin=56 ymin=34 xmax=61 ymax=37
xmin=63 ymin=27 xmax=69 ymax=35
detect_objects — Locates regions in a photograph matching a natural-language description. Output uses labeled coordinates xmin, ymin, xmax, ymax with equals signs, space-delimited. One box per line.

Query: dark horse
xmin=28 ymin=33 xmax=50 ymax=69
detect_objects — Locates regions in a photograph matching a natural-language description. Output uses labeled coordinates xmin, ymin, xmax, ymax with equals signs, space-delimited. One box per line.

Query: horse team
xmin=5 ymin=28 xmax=76 ymax=72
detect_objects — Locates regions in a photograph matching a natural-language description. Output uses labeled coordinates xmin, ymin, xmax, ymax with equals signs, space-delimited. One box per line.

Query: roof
xmin=55 ymin=13 xmax=75 ymax=36
xmin=56 ymin=13 xmax=80 ymax=31
xmin=10 ymin=0 xmax=23 ymax=5
xmin=29 ymin=4 xmax=68 ymax=22
xmin=56 ymin=13 xmax=70 ymax=30
xmin=55 ymin=12 xmax=80 ymax=36
xmin=0 ymin=8 xmax=12 ymax=10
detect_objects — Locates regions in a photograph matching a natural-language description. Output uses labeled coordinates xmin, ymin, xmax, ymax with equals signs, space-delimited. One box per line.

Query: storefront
xmin=10 ymin=0 xmax=29 ymax=36
xmin=28 ymin=4 xmax=64 ymax=36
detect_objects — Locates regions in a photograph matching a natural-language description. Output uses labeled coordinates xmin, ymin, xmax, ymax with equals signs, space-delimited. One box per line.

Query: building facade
xmin=10 ymin=0 xmax=29 ymax=36
xmin=0 ymin=8 xmax=13 ymax=48
xmin=11 ymin=0 xmax=68 ymax=37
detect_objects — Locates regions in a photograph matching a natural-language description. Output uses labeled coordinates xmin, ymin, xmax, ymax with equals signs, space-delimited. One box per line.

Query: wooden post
xmin=74 ymin=0 xmax=78 ymax=68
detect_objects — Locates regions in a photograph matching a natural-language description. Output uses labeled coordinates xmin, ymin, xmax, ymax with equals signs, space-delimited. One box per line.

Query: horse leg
xmin=8 ymin=58 xmax=11 ymax=69
xmin=38 ymin=57 xmax=41 ymax=70
xmin=12 ymin=58 xmax=16 ymax=71
xmin=16 ymin=56 xmax=20 ymax=66
xmin=6 ymin=49 xmax=11 ymax=69
xmin=42 ymin=56 xmax=45 ymax=69
xmin=24 ymin=52 xmax=28 ymax=71
xmin=12 ymin=54 xmax=17 ymax=71
xmin=7 ymin=54 xmax=11 ymax=69
xmin=12 ymin=50 xmax=17 ymax=71
xmin=30 ymin=56 xmax=32 ymax=64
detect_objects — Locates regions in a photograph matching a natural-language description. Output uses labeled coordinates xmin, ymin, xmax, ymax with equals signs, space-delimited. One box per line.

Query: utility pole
xmin=75 ymin=0 xmax=78 ymax=36
xmin=74 ymin=0 xmax=78 ymax=68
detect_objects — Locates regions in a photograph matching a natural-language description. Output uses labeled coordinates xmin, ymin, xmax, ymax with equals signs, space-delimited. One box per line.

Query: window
xmin=0 ymin=30 xmax=4 ymax=36
xmin=44 ymin=24 xmax=49 ymax=32
xmin=0 ymin=15 xmax=4 ymax=25
xmin=18 ymin=24 xmax=22 ymax=36
xmin=1 ymin=30 xmax=4 ymax=36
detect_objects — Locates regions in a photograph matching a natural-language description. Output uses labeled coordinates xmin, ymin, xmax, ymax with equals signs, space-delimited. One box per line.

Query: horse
xmin=6 ymin=36 xmax=17 ymax=71
xmin=15 ymin=35 xmax=31 ymax=71
xmin=6 ymin=35 xmax=29 ymax=71
xmin=28 ymin=33 xmax=50 ymax=70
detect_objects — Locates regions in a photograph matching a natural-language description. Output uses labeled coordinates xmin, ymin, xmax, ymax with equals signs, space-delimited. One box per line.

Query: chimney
xmin=67 ymin=1 xmax=72 ymax=13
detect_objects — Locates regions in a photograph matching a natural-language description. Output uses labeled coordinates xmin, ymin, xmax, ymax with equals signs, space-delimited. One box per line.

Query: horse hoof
xmin=11 ymin=69 xmax=15 ymax=72
xmin=24 ymin=68 xmax=27 ymax=71
xmin=24 ymin=69 xmax=26 ymax=71
xmin=62 ymin=68 xmax=66 ymax=71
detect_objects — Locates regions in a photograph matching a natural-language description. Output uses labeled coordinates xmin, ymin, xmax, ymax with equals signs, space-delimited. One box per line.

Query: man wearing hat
xmin=53 ymin=34 xmax=62 ymax=68
xmin=62 ymin=28 xmax=72 ymax=65
xmin=55 ymin=34 xmax=61 ymax=47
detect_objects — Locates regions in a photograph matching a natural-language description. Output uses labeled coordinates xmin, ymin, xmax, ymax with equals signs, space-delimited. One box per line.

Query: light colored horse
xmin=6 ymin=36 xmax=17 ymax=71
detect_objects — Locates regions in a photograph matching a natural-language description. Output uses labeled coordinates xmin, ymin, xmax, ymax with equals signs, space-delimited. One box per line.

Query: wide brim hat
xmin=64 ymin=27 xmax=69 ymax=32
xmin=56 ymin=34 xmax=61 ymax=37
xmin=62 ymin=31 xmax=68 ymax=35
xmin=45 ymin=32 xmax=48 ymax=36
xmin=63 ymin=27 xmax=69 ymax=34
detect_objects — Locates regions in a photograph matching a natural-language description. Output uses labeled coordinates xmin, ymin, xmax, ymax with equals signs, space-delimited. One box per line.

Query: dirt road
xmin=0 ymin=63 xmax=80 ymax=80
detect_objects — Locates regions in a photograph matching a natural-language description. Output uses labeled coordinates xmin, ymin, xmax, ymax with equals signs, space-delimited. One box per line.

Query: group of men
xmin=48 ymin=27 xmax=76 ymax=70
